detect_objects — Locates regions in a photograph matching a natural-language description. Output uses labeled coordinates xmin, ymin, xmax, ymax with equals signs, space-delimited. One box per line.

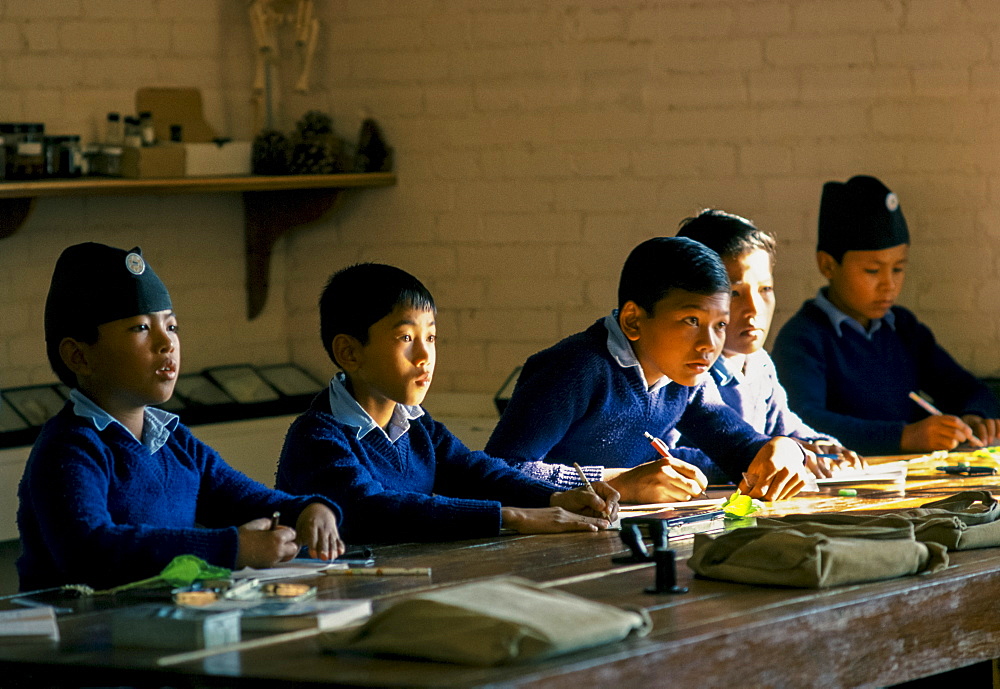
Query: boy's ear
xmin=816 ymin=251 xmax=838 ymax=280
xmin=331 ymin=334 xmax=363 ymax=372
xmin=59 ymin=338 xmax=92 ymax=378
xmin=618 ymin=301 xmax=645 ymax=342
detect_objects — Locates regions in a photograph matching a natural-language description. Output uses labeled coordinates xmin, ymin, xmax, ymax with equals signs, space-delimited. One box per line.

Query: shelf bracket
xmin=243 ymin=188 xmax=344 ymax=320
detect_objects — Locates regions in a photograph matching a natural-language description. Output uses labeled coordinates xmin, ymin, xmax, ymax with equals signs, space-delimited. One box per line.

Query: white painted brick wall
xmin=2 ymin=0 xmax=1000 ymax=403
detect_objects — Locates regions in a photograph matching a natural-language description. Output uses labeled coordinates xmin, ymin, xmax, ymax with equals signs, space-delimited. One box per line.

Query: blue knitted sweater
xmin=276 ymin=394 xmax=557 ymax=543
xmin=772 ymin=300 xmax=1000 ymax=455
xmin=485 ymin=319 xmax=771 ymax=487
xmin=17 ymin=404 xmax=340 ymax=591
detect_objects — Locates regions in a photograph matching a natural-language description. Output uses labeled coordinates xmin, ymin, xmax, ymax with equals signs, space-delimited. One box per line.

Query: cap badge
xmin=125 ymin=252 xmax=146 ymax=275
xmin=885 ymin=192 xmax=899 ymax=212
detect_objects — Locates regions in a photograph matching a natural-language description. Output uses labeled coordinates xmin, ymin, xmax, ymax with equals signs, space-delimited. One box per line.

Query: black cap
xmin=44 ymin=243 xmax=172 ymax=344
xmin=818 ymin=175 xmax=909 ymax=258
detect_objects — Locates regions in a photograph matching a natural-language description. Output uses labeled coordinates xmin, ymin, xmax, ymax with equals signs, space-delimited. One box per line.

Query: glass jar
xmin=0 ymin=123 xmax=16 ymax=180
xmin=10 ymin=123 xmax=44 ymax=180
xmin=60 ymin=135 xmax=83 ymax=177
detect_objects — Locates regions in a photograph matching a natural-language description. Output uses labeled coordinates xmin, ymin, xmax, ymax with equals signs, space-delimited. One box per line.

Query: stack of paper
xmin=815 ymin=460 xmax=909 ymax=485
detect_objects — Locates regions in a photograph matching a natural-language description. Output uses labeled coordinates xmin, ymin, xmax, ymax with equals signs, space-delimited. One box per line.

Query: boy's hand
xmin=739 ymin=437 xmax=809 ymax=501
xmin=799 ymin=440 xmax=866 ymax=474
xmin=235 ymin=518 xmax=299 ymax=569
xmin=295 ymin=502 xmax=346 ymax=561
xmin=501 ymin=506 xmax=612 ymax=534
xmin=550 ymin=482 xmax=620 ymax=521
xmin=962 ymin=415 xmax=1000 ymax=446
xmin=901 ymin=416 xmax=979 ymax=452
xmin=603 ymin=457 xmax=707 ymax=503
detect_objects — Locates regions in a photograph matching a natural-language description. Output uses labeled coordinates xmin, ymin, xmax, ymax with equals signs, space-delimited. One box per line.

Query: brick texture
xmin=2 ymin=0 xmax=1000 ymax=400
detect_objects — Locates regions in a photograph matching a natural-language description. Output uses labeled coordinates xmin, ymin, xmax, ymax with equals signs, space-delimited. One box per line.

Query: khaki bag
xmin=320 ymin=576 xmax=650 ymax=665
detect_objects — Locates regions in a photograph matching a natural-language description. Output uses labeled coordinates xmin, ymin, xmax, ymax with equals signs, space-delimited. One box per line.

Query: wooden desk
xmin=3 ymin=456 xmax=1000 ymax=688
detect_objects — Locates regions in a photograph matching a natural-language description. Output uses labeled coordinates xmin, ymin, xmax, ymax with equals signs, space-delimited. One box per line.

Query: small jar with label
xmin=10 ymin=123 xmax=45 ymax=180
xmin=139 ymin=111 xmax=156 ymax=146
xmin=124 ymin=116 xmax=142 ymax=147
xmin=60 ymin=135 xmax=83 ymax=177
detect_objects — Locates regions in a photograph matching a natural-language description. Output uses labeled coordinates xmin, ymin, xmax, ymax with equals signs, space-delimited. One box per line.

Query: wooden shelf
xmin=0 ymin=172 xmax=396 ymax=319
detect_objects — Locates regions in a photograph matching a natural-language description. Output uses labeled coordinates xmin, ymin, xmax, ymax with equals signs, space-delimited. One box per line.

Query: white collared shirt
xmin=602 ymin=311 xmax=673 ymax=394
xmin=69 ymin=388 xmax=178 ymax=453
xmin=327 ymin=372 xmax=424 ymax=444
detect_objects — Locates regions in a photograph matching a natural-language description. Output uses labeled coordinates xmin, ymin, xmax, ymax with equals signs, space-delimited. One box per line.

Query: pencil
xmin=644 ymin=431 xmax=709 ymax=500
xmin=323 ymin=567 xmax=431 ymax=576
xmin=908 ymin=391 xmax=984 ymax=447
xmin=572 ymin=462 xmax=612 ymax=521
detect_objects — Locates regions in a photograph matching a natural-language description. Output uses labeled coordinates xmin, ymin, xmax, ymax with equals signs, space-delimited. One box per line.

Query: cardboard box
xmin=184 ymin=141 xmax=252 ymax=177
xmin=120 ymin=144 xmax=186 ymax=179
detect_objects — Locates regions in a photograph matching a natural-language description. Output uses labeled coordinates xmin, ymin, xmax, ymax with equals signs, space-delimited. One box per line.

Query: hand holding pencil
xmin=904 ymin=391 xmax=986 ymax=451
xmin=600 ymin=432 xmax=707 ymax=503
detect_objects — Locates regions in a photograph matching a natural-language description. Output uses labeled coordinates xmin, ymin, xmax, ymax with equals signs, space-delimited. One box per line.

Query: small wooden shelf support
xmin=0 ymin=172 xmax=396 ymax=319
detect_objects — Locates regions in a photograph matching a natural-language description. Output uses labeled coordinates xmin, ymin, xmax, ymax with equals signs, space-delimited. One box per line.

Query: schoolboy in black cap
xmin=18 ymin=242 xmax=345 ymax=590
xmin=772 ymin=176 xmax=1000 ymax=455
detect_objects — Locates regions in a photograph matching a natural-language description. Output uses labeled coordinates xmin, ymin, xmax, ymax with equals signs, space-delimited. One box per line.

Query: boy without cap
xmin=772 ymin=175 xmax=1000 ymax=455
xmin=675 ymin=209 xmax=864 ymax=477
xmin=17 ymin=243 xmax=344 ymax=591
xmin=276 ymin=263 xmax=617 ymax=543
xmin=486 ymin=236 xmax=813 ymax=503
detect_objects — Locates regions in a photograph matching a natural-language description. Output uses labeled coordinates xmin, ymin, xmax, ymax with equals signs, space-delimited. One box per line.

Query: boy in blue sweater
xmin=276 ymin=263 xmax=617 ymax=543
xmin=486 ymin=236 xmax=812 ymax=503
xmin=772 ymin=175 xmax=1000 ymax=455
xmin=675 ymin=209 xmax=863 ymax=475
xmin=18 ymin=243 xmax=344 ymax=590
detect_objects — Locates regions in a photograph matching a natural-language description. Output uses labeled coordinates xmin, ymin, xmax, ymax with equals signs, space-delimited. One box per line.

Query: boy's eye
xmin=683 ymin=316 xmax=699 ymax=326
xmin=427 ymin=334 xmax=436 ymax=343
xmin=761 ymin=285 xmax=773 ymax=294
xmin=132 ymin=324 xmax=149 ymax=332
xmin=400 ymin=334 xmax=412 ymax=342
xmin=168 ymin=324 xmax=179 ymax=333
xmin=715 ymin=321 xmax=728 ymax=331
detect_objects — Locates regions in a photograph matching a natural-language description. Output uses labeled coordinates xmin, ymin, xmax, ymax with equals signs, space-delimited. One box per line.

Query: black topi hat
xmin=818 ymin=175 xmax=909 ymax=258
xmin=44 ymin=243 xmax=172 ymax=344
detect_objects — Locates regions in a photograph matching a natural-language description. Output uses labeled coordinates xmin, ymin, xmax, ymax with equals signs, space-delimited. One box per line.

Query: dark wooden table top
xmin=4 ymin=453 xmax=1000 ymax=688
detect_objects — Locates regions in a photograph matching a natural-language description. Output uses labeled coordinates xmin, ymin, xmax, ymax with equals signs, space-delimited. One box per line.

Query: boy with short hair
xmin=675 ymin=209 xmax=863 ymax=475
xmin=18 ymin=242 xmax=344 ymax=591
xmin=276 ymin=263 xmax=617 ymax=543
xmin=486 ymin=236 xmax=812 ymax=503
xmin=772 ymin=175 xmax=1000 ymax=455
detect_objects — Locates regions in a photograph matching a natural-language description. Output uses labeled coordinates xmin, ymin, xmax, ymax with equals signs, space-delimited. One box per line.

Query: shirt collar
xmin=813 ymin=287 xmax=896 ymax=339
xmin=327 ymin=372 xmax=424 ymax=444
xmin=603 ymin=311 xmax=672 ymax=394
xmin=69 ymin=388 xmax=178 ymax=453
xmin=710 ymin=356 xmax=738 ymax=386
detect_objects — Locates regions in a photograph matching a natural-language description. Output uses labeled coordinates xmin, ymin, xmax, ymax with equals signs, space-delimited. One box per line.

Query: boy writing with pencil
xmin=772 ymin=175 xmax=1000 ymax=455
xmin=17 ymin=243 xmax=344 ymax=591
xmin=675 ymin=209 xmax=864 ymax=475
xmin=486 ymin=236 xmax=813 ymax=503
xmin=276 ymin=263 xmax=617 ymax=543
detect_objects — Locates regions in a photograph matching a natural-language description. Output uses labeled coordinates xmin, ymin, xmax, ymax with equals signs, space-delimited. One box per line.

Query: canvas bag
xmin=320 ymin=576 xmax=650 ymax=665
xmin=687 ymin=525 xmax=948 ymax=588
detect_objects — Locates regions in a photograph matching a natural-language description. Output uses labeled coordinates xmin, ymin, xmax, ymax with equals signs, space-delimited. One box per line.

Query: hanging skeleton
xmin=248 ymin=0 xmax=320 ymax=131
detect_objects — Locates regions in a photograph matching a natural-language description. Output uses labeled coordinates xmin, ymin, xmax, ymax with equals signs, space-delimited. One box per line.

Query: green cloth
xmin=321 ymin=577 xmax=650 ymax=666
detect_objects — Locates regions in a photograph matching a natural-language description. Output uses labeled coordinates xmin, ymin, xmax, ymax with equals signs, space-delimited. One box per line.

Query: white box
xmin=183 ymin=141 xmax=252 ymax=177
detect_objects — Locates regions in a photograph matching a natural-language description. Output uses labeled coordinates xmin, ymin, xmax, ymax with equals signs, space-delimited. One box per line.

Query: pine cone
xmin=251 ymin=129 xmax=291 ymax=175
